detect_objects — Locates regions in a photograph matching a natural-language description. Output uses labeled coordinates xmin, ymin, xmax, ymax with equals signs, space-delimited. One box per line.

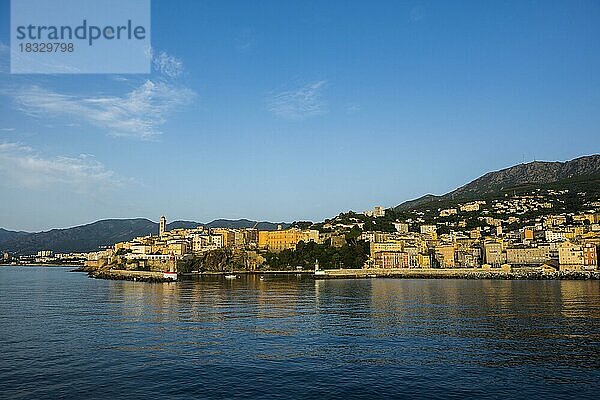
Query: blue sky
xmin=0 ymin=0 xmax=599 ymax=231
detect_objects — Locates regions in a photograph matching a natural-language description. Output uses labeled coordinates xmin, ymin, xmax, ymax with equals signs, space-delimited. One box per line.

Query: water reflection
xmin=2 ymin=267 xmax=600 ymax=400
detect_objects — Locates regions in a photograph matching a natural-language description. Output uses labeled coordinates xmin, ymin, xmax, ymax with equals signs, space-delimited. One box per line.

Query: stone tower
xmin=159 ymin=215 xmax=167 ymax=237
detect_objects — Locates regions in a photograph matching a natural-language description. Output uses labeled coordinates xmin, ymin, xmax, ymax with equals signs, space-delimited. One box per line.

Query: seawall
xmin=89 ymin=269 xmax=176 ymax=283
xmin=315 ymin=268 xmax=600 ymax=280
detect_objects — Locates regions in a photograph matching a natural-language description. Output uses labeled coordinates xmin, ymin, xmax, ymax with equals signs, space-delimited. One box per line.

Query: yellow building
xmin=558 ymin=241 xmax=583 ymax=269
xmin=506 ymin=246 xmax=551 ymax=265
xmin=166 ymin=241 xmax=188 ymax=256
xmin=566 ymin=226 xmax=585 ymax=239
xmin=211 ymin=228 xmax=235 ymax=247
xmin=574 ymin=213 xmax=599 ymax=224
xmin=114 ymin=241 xmax=132 ymax=251
xmin=470 ymin=228 xmax=481 ymax=239
xmin=435 ymin=244 xmax=456 ymax=268
xmin=258 ymin=228 xmax=319 ymax=252
xmin=417 ymin=253 xmax=431 ymax=268
xmin=420 ymin=224 xmax=437 ymax=234
xmin=522 ymin=228 xmax=534 ymax=241
xmin=483 ymin=240 xmax=506 ymax=265
xmin=370 ymin=241 xmax=403 ymax=257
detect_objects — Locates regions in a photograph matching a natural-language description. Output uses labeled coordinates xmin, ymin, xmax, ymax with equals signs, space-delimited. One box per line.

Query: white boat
xmin=225 ymin=274 xmax=237 ymax=279
xmin=163 ymin=271 xmax=177 ymax=281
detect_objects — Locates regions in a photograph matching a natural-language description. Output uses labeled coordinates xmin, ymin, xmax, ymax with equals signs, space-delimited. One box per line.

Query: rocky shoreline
xmin=90 ymin=271 xmax=174 ymax=283
xmin=70 ymin=265 xmax=600 ymax=283
xmin=71 ymin=266 xmax=175 ymax=283
xmin=316 ymin=268 xmax=600 ymax=280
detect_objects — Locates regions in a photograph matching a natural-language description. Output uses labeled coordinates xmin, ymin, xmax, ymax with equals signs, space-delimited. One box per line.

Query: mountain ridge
xmin=395 ymin=154 xmax=600 ymax=211
xmin=3 ymin=154 xmax=599 ymax=254
xmin=0 ymin=218 xmax=290 ymax=254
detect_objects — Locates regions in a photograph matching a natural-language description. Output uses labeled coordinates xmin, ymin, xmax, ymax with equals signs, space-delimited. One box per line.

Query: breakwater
xmin=89 ymin=269 xmax=175 ymax=283
xmin=316 ymin=268 xmax=600 ymax=280
xmin=84 ymin=266 xmax=600 ymax=282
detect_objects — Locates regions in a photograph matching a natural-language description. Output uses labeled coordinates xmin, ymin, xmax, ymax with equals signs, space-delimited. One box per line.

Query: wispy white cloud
xmin=0 ymin=128 xmax=15 ymax=132
xmin=267 ymin=80 xmax=327 ymax=120
xmin=13 ymin=81 xmax=194 ymax=140
xmin=3 ymin=49 xmax=195 ymax=140
xmin=151 ymin=49 xmax=184 ymax=79
xmin=0 ymin=142 xmax=122 ymax=191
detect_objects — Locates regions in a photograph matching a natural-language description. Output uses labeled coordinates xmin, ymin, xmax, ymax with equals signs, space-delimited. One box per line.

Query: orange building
xmin=583 ymin=243 xmax=598 ymax=267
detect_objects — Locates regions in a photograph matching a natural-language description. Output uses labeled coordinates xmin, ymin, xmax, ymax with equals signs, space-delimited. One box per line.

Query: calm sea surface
xmin=1 ymin=266 xmax=600 ymax=399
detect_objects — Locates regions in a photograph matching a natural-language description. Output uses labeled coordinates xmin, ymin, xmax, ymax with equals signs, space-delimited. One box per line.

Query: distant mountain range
xmin=3 ymin=154 xmax=599 ymax=255
xmin=395 ymin=154 xmax=600 ymax=211
xmin=0 ymin=219 xmax=290 ymax=255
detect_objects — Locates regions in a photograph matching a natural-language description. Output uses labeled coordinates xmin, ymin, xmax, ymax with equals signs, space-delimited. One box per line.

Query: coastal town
xmin=3 ymin=186 xmax=599 ymax=280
